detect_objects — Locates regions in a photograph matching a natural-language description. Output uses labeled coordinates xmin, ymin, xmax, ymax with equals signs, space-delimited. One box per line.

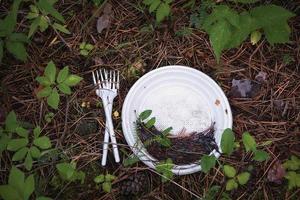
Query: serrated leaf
xmin=145 ymin=117 xmax=156 ymax=128
xmin=28 ymin=16 xmax=41 ymax=37
xmin=47 ymin=88 xmax=60 ymax=109
xmin=201 ymin=155 xmax=216 ymax=173
xmin=242 ymin=132 xmax=257 ymax=152
xmin=285 ymin=171 xmax=300 ymax=190
xmin=12 ymin=147 xmax=28 ymax=161
xmin=264 ymin=22 xmax=291 ymax=45
xmin=37 ymin=0 xmax=65 ymax=23
xmin=226 ymin=179 xmax=238 ymax=191
xmin=156 ymin=3 xmax=170 ymax=23
xmin=16 ymin=127 xmax=29 ymax=138
xmin=30 ymin=5 xmax=39 ymax=13
xmin=79 ymin=42 xmax=86 ymax=49
xmin=39 ymin=16 xmax=49 ymax=32
xmin=8 ymin=166 xmax=24 ymax=193
xmin=85 ymin=44 xmax=94 ymax=50
xmin=58 ymin=83 xmax=71 ymax=95
xmin=139 ymin=110 xmax=152 ymax=121
xmin=24 ymin=153 xmax=33 ymax=170
xmin=237 ymin=172 xmax=250 ymax=185
xmin=56 ymin=163 xmax=75 ymax=180
xmin=33 ymin=126 xmax=41 ymax=138
xmin=7 ymin=138 xmax=28 ymax=151
xmin=24 ymin=174 xmax=35 ymax=200
xmin=52 ymin=23 xmax=70 ymax=34
xmin=57 ymin=66 xmax=69 ymax=83
xmin=102 ymin=181 xmax=112 ymax=193
xmin=94 ymin=175 xmax=105 ymax=183
xmin=105 ymin=174 xmax=116 ymax=182
xmin=149 ymin=0 xmax=160 ymax=13
xmin=44 ymin=61 xmax=56 ymax=84
xmin=224 ymin=165 xmax=236 ymax=178
xmin=37 ymin=86 xmax=52 ymax=98
xmin=253 ymin=150 xmax=269 ymax=161
xmin=0 ymin=185 xmax=22 ymax=200
xmin=27 ymin=12 xmax=39 ymax=19
xmin=64 ymin=75 xmax=82 ymax=86
xmin=283 ymin=155 xmax=300 ymax=171
xmin=221 ymin=128 xmax=235 ymax=156
xmin=33 ymin=136 xmax=51 ymax=149
xmin=29 ymin=146 xmax=41 ymax=158
xmin=80 ymin=49 xmax=89 ymax=56
xmin=36 ymin=76 xmax=51 ymax=86
xmin=5 ymin=40 xmax=28 ymax=61
xmin=5 ymin=111 xmax=18 ymax=132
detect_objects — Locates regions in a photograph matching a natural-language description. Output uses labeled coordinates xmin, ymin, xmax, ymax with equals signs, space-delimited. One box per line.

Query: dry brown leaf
xmin=96 ymin=3 xmax=113 ymax=34
xmin=267 ymin=161 xmax=286 ymax=184
xmin=229 ymin=79 xmax=261 ymax=98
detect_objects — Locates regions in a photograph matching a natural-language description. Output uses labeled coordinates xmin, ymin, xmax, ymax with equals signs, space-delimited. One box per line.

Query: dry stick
xmin=80 ymin=0 xmax=108 ymax=33
xmin=147 ymin=168 xmax=202 ymax=199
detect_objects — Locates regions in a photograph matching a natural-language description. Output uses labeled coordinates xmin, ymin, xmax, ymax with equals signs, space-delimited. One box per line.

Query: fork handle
xmin=101 ymin=102 xmax=112 ymax=166
xmin=102 ymin=97 xmax=120 ymax=163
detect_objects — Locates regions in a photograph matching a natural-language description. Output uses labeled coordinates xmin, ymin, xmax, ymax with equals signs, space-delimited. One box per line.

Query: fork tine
xmin=112 ymin=70 xmax=116 ymax=89
xmin=99 ymin=69 xmax=105 ymax=88
xmin=92 ymin=71 xmax=96 ymax=85
xmin=95 ymin=70 xmax=101 ymax=88
xmin=109 ymin=70 xmax=113 ymax=89
xmin=117 ymin=71 xmax=120 ymax=90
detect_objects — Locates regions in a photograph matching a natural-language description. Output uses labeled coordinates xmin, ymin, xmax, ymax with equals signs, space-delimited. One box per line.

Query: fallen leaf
xmin=96 ymin=3 xmax=113 ymax=34
xmin=255 ymin=71 xmax=267 ymax=83
xmin=229 ymin=79 xmax=261 ymax=98
xmin=267 ymin=161 xmax=286 ymax=184
xmin=93 ymin=56 xmax=104 ymax=65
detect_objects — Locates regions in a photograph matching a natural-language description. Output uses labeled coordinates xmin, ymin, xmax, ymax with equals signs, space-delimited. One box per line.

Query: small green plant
xmin=223 ymin=165 xmax=250 ymax=191
xmin=283 ymin=155 xmax=300 ymax=190
xmin=202 ymin=185 xmax=231 ymax=200
xmin=0 ymin=111 xmax=18 ymax=154
xmin=27 ymin=0 xmax=70 ymax=38
xmin=94 ymin=173 xmax=116 ymax=193
xmin=0 ymin=0 xmax=28 ymax=62
xmin=202 ymin=4 xmax=295 ymax=63
xmin=36 ymin=60 xmax=82 ymax=109
xmin=242 ymin=132 xmax=269 ymax=161
xmin=7 ymin=126 xmax=52 ymax=170
xmin=155 ymin=158 xmax=174 ymax=182
xmin=79 ymin=42 xmax=94 ymax=56
xmin=143 ymin=0 xmax=172 ymax=23
xmin=56 ymin=162 xmax=85 ymax=184
xmin=44 ymin=112 xmax=54 ymax=123
xmin=201 ymin=154 xmax=217 ymax=173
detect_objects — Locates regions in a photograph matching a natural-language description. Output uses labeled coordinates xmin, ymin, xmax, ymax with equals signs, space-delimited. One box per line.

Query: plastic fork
xmin=92 ymin=69 xmax=120 ymax=165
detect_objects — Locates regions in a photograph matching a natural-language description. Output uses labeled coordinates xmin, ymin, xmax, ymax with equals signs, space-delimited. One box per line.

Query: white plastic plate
xmin=122 ymin=65 xmax=232 ymax=175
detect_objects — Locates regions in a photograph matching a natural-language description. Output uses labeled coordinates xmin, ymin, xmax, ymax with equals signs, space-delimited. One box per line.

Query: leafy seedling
xmin=223 ymin=165 xmax=250 ymax=191
xmin=56 ymin=162 xmax=85 ymax=184
xmin=143 ymin=0 xmax=173 ymax=23
xmin=201 ymin=154 xmax=217 ymax=173
xmin=44 ymin=112 xmax=54 ymax=123
xmin=94 ymin=173 xmax=116 ymax=193
xmin=155 ymin=158 xmax=174 ymax=182
xmin=36 ymin=60 xmax=82 ymax=109
xmin=79 ymin=42 xmax=94 ymax=56
xmin=0 ymin=111 xmax=19 ymax=154
xmin=283 ymin=155 xmax=300 ymax=190
xmin=221 ymin=128 xmax=235 ymax=156
xmin=27 ymin=0 xmax=70 ymax=37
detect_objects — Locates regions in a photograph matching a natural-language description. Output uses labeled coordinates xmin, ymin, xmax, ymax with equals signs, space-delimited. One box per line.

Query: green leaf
xmin=16 ymin=127 xmax=29 ymax=138
xmin=33 ymin=126 xmax=41 ymax=138
xmin=29 ymin=146 xmax=41 ymax=158
xmin=283 ymin=155 xmax=300 ymax=171
xmin=94 ymin=175 xmax=105 ymax=183
xmin=79 ymin=42 xmax=86 ymax=49
xmin=24 ymin=175 xmax=35 ymax=200
xmin=242 ymin=132 xmax=257 ymax=152
xmin=44 ymin=61 xmax=56 ymax=84
xmin=80 ymin=49 xmax=89 ymax=56
xmin=36 ymin=196 xmax=53 ymax=200
xmin=9 ymin=33 xmax=29 ymax=43
xmin=39 ymin=16 xmax=49 ymax=32
xmin=201 ymin=155 xmax=216 ymax=173
xmin=12 ymin=147 xmax=29 ymax=161
xmin=253 ymin=150 xmax=269 ymax=162
xmin=37 ymin=86 xmax=52 ymax=98
xmin=30 ymin=5 xmax=39 ymax=14
xmin=63 ymin=75 xmax=83 ymax=86
xmin=37 ymin=0 xmax=65 ymax=23
xmin=221 ymin=128 xmax=235 ymax=156
xmin=5 ymin=40 xmax=28 ymax=61
xmin=145 ymin=117 xmax=156 ymax=128
xmin=102 ymin=181 xmax=112 ymax=193
xmin=156 ymin=3 xmax=170 ymax=23
xmin=149 ymin=0 xmax=160 ymax=13
xmin=155 ymin=135 xmax=171 ymax=147
xmin=264 ymin=22 xmax=291 ymax=45
xmin=237 ymin=172 xmax=250 ymax=185
xmin=250 ymin=30 xmax=262 ymax=45
xmin=47 ymin=88 xmax=60 ymax=109
xmin=0 ymin=39 xmax=3 ymax=62
xmin=58 ymin=83 xmax=72 ymax=95
xmin=155 ymin=158 xmax=174 ymax=182
xmin=28 ymin=16 xmax=41 ymax=37
xmin=123 ymin=155 xmax=139 ymax=167
xmin=27 ymin=12 xmax=39 ymax=19
xmin=208 ymin=19 xmax=232 ymax=63
xmin=139 ymin=110 xmax=152 ymax=121
xmin=9 ymin=166 xmax=25 ymax=193
xmin=0 ymin=185 xmax=22 ymax=200
xmin=52 ymin=23 xmax=70 ymax=34
xmin=36 ymin=76 xmax=51 ymax=86
xmin=57 ymin=66 xmax=69 ymax=83
xmin=223 ymin=165 xmax=236 ymax=178
xmin=7 ymin=138 xmax=28 ymax=151
xmin=0 ymin=134 xmax=11 ymax=154
xmin=56 ymin=162 xmax=75 ymax=180
xmin=5 ymin=111 xmax=18 ymax=132
xmin=24 ymin=153 xmax=33 ymax=170
xmin=161 ymin=127 xmax=172 ymax=135
xmin=285 ymin=171 xmax=300 ymax=190
xmin=33 ymin=136 xmax=52 ymax=149
xmin=105 ymin=174 xmax=116 ymax=182
xmin=226 ymin=179 xmax=238 ymax=191
xmin=85 ymin=44 xmax=94 ymax=51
